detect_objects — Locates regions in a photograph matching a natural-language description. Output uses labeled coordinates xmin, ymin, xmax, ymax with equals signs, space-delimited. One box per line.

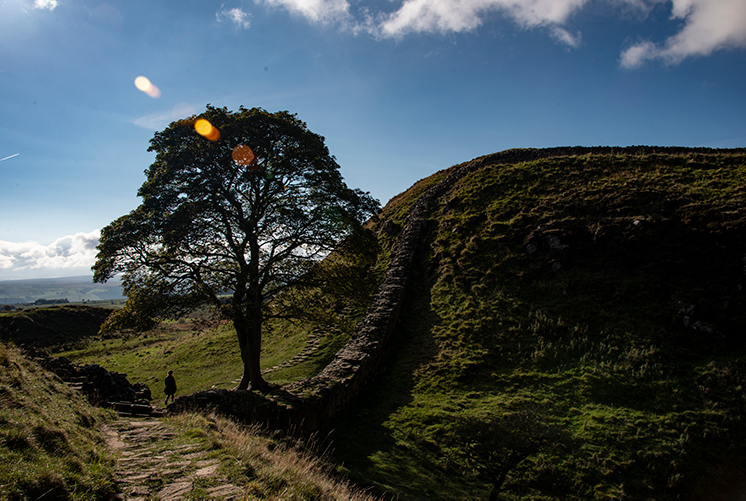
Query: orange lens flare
xmin=194 ymin=118 xmax=220 ymax=141
xmin=232 ymin=144 xmax=256 ymax=168
xmin=134 ymin=76 xmax=161 ymax=98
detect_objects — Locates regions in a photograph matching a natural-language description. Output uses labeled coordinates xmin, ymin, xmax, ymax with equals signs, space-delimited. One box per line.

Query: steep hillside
xmin=0 ymin=342 xmax=118 ymax=499
xmin=328 ymin=148 xmax=746 ymax=499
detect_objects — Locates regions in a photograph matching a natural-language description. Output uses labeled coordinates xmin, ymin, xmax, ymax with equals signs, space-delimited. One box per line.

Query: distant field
xmin=0 ymin=275 xmax=124 ymax=305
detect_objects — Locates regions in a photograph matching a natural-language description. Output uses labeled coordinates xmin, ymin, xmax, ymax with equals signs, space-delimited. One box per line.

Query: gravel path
xmin=104 ymin=417 xmax=244 ymax=500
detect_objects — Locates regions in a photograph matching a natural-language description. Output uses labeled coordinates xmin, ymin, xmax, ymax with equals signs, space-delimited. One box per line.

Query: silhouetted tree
xmin=93 ymin=105 xmax=379 ymax=391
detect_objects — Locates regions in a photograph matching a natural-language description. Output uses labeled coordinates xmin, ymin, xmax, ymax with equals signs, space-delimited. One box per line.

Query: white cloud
xmin=620 ymin=40 xmax=657 ymax=68
xmin=257 ymin=0 xmax=351 ymax=24
xmin=0 ymin=231 xmax=100 ymax=279
xmin=551 ymin=26 xmax=582 ymax=49
xmin=620 ymin=0 xmax=746 ymax=68
xmin=217 ymin=7 xmax=252 ymax=29
xmin=251 ymin=0 xmax=744 ymax=66
xmin=373 ymin=0 xmax=590 ymax=39
xmin=33 ymin=0 xmax=58 ymax=10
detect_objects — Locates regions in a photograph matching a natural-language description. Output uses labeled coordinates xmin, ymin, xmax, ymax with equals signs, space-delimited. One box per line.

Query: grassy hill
xmin=12 ymin=148 xmax=746 ymax=499
xmin=0 ymin=305 xmax=114 ymax=350
xmin=0 ymin=341 xmax=377 ymax=499
xmin=325 ymin=149 xmax=746 ymax=499
xmin=0 ymin=342 xmax=118 ymax=499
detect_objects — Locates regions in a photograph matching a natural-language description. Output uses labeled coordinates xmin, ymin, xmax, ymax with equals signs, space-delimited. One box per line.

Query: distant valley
xmin=0 ymin=275 xmax=124 ymax=305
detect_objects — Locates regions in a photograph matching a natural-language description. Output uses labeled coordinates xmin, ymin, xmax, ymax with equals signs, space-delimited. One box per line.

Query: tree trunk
xmin=233 ymin=302 xmax=269 ymax=392
xmin=489 ymin=471 xmax=507 ymax=501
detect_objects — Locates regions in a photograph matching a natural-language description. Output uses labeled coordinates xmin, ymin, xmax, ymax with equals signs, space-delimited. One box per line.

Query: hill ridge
xmin=172 ymin=145 xmax=746 ymax=431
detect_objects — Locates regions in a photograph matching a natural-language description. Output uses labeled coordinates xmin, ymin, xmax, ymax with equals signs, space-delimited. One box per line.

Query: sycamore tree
xmin=93 ymin=105 xmax=379 ymax=392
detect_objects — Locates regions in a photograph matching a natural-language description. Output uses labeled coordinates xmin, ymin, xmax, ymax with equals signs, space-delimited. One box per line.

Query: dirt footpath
xmin=104 ymin=417 xmax=244 ymax=500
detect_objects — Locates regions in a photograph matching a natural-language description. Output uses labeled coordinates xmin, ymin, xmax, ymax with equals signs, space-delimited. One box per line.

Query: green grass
xmin=12 ymin=150 xmax=746 ymax=499
xmin=0 ymin=342 xmax=118 ymax=500
xmin=0 ymin=305 xmax=114 ymax=350
xmin=327 ymin=152 xmax=746 ymax=499
xmin=0 ymin=338 xmax=375 ymax=499
xmin=61 ymin=321 xmax=245 ymax=402
xmin=58 ymin=311 xmax=364 ymax=402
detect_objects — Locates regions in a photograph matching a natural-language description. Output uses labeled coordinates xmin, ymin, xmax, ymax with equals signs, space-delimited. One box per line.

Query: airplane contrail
xmin=0 ymin=153 xmax=19 ymax=162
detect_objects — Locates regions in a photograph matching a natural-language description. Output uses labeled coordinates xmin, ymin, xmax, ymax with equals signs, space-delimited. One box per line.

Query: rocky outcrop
xmin=26 ymin=348 xmax=154 ymax=415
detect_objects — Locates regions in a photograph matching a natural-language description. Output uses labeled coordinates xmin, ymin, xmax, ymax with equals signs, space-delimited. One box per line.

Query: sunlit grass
xmin=58 ymin=311 xmax=361 ymax=401
xmin=0 ymin=343 xmax=117 ymax=500
xmin=164 ymin=412 xmax=377 ymax=500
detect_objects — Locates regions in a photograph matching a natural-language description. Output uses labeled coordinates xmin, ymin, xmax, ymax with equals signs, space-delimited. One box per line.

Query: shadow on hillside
xmin=323 ymin=262 xmax=443 ymax=498
xmin=0 ymin=305 xmax=113 ymax=350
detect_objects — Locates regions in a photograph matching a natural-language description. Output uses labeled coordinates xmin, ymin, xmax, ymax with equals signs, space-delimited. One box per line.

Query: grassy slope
xmin=56 ymin=224 xmax=381 ymax=401
xmin=328 ymin=152 xmax=746 ymax=499
xmin=0 ymin=341 xmax=376 ymax=499
xmin=162 ymin=412 xmax=377 ymax=500
xmin=58 ymin=317 xmax=350 ymax=403
xmin=0 ymin=342 xmax=118 ymax=499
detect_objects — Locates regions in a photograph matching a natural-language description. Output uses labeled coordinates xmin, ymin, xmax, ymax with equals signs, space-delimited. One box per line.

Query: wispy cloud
xmin=33 ymin=0 xmax=58 ymax=11
xmin=620 ymin=0 xmax=746 ymax=68
xmin=257 ymin=0 xmax=351 ymax=25
xmin=133 ymin=103 xmax=197 ymax=131
xmin=0 ymin=231 xmax=100 ymax=279
xmin=217 ymin=7 xmax=252 ymax=29
xmin=133 ymin=110 xmax=176 ymax=131
xmin=365 ymin=0 xmax=590 ymax=39
xmin=551 ymin=26 xmax=582 ymax=49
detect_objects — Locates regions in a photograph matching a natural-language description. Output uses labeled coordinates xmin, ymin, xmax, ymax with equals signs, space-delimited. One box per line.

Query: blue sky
xmin=1 ymin=0 xmax=745 ymax=280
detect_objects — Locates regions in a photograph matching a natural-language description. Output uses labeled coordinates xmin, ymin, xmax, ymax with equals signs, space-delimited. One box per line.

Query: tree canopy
xmin=93 ymin=105 xmax=379 ymax=391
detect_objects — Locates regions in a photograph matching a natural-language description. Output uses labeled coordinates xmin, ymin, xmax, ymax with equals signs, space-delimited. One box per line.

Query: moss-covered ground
xmin=328 ymin=152 xmax=746 ymax=499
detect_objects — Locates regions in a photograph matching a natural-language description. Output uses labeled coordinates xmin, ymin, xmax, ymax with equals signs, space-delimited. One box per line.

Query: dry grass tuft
xmin=170 ymin=412 xmax=378 ymax=500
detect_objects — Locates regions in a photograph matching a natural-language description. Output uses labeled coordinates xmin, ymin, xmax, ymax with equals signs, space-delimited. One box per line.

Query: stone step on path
xmin=104 ymin=416 xmax=244 ymax=500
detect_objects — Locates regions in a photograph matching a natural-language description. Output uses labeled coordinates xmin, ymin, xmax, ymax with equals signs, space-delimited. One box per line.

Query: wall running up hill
xmin=172 ymin=146 xmax=746 ymax=431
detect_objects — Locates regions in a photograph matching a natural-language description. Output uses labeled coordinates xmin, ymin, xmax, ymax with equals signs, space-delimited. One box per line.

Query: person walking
xmin=164 ymin=370 xmax=177 ymax=405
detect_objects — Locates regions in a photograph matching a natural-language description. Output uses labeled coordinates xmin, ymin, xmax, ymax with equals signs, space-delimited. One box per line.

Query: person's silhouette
xmin=164 ymin=370 xmax=177 ymax=405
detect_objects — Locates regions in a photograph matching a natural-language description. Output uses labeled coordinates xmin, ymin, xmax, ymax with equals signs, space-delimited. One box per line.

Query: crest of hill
xmin=328 ymin=146 xmax=746 ymax=499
